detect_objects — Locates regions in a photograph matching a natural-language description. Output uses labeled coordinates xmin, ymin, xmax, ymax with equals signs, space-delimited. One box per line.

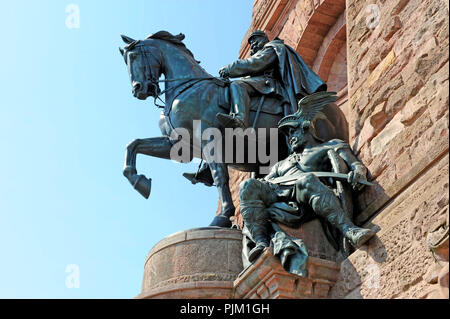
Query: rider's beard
xmin=289 ymin=136 xmax=306 ymax=153
xmin=250 ymin=42 xmax=265 ymax=56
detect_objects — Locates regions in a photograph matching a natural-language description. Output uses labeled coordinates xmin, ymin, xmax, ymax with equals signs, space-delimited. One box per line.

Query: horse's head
xmin=119 ymin=35 xmax=161 ymax=100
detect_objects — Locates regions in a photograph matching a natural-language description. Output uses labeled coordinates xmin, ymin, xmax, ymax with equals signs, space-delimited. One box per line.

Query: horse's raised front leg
xmin=123 ymin=136 xmax=173 ymax=199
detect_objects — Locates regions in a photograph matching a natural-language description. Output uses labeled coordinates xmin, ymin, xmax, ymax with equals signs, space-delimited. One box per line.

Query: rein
xmin=134 ymin=42 xmax=228 ymax=109
xmin=153 ymin=76 xmax=218 ymax=108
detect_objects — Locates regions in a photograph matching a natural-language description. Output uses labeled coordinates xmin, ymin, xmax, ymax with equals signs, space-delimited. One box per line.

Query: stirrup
xmin=216 ymin=113 xmax=246 ymax=129
xmin=182 ymin=160 xmax=214 ymax=187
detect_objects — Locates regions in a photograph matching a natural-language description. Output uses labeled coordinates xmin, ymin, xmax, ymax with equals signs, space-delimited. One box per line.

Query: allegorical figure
xmin=238 ymin=92 xmax=375 ymax=264
xmin=216 ymin=30 xmax=327 ymax=129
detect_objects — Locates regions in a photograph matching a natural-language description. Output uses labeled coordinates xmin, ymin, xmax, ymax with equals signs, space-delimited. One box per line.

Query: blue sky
xmin=0 ymin=0 xmax=253 ymax=298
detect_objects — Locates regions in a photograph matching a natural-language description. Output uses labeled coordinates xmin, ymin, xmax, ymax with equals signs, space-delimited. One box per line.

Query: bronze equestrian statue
xmin=119 ymin=30 xmax=348 ymax=228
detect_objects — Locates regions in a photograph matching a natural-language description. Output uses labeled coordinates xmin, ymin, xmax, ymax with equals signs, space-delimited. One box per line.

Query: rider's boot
xmin=241 ymin=200 xmax=271 ymax=262
xmin=216 ymin=82 xmax=250 ymax=129
xmin=182 ymin=162 xmax=214 ymax=187
xmin=310 ymin=189 xmax=375 ymax=249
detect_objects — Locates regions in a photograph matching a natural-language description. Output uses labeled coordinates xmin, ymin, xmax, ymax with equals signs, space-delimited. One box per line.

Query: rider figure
xmin=216 ymin=30 xmax=327 ymax=129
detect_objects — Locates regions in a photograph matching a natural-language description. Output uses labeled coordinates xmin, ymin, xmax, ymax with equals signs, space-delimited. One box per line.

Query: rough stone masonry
xmin=224 ymin=0 xmax=448 ymax=299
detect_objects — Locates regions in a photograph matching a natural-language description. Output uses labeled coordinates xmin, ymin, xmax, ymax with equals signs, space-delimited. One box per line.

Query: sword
xmin=268 ymin=172 xmax=373 ymax=186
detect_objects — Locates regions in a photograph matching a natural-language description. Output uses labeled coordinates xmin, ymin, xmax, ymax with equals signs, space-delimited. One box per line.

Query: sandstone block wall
xmin=222 ymin=0 xmax=448 ymax=298
xmin=329 ymin=0 xmax=449 ymax=298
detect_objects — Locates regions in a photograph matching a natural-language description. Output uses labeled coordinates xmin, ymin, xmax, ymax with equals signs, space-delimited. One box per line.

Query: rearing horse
xmin=119 ymin=31 xmax=348 ymax=227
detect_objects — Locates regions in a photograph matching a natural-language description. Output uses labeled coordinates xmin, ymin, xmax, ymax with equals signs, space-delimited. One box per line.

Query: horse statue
xmin=119 ymin=31 xmax=349 ymax=228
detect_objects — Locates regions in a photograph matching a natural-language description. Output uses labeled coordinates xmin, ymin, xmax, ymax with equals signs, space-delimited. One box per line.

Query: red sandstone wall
xmin=329 ymin=0 xmax=449 ymax=298
xmin=227 ymin=169 xmax=251 ymax=227
xmin=226 ymin=0 xmax=448 ymax=298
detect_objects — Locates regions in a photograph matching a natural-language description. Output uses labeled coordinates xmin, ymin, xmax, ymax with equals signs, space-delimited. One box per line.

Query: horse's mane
xmin=146 ymin=31 xmax=200 ymax=63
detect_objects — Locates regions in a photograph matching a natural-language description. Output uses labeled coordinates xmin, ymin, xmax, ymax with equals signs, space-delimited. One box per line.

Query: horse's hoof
xmin=209 ymin=215 xmax=232 ymax=228
xmin=133 ymin=175 xmax=152 ymax=199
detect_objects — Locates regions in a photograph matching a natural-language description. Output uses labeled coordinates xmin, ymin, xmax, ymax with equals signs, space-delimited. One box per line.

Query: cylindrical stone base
xmin=136 ymin=227 xmax=243 ymax=299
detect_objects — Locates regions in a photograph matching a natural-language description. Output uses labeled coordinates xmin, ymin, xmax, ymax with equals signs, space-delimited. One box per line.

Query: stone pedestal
xmin=136 ymin=227 xmax=243 ymax=299
xmin=136 ymin=225 xmax=340 ymax=299
xmin=234 ymin=247 xmax=340 ymax=299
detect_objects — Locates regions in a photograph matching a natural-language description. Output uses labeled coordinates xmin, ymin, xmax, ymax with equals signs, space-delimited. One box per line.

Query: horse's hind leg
xmin=123 ymin=136 xmax=173 ymax=198
xmin=205 ymin=159 xmax=235 ymax=228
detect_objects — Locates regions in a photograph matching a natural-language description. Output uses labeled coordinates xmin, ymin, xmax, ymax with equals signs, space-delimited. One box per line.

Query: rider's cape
xmin=266 ymin=39 xmax=327 ymax=114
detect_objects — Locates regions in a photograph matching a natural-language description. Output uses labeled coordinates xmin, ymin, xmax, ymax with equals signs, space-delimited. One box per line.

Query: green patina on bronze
xmin=239 ymin=92 xmax=376 ymax=276
xmin=119 ymin=30 xmax=349 ymax=228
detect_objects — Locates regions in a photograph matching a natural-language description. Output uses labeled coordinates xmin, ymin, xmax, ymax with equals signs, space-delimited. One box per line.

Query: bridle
xmin=134 ymin=42 xmax=164 ymax=107
xmin=127 ymin=40 xmax=225 ymax=109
